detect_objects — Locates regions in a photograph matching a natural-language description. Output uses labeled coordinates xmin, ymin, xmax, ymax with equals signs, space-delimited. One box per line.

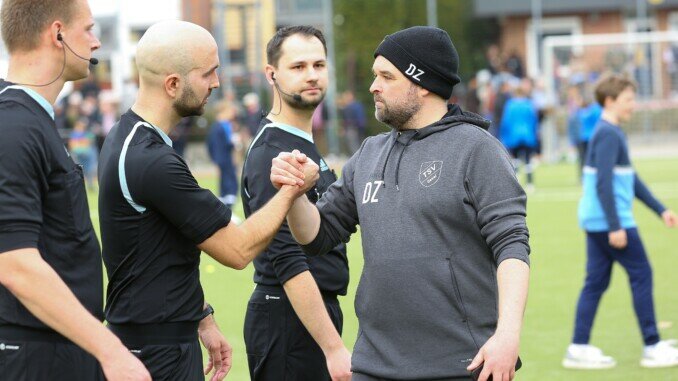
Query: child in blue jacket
xmin=500 ymin=79 xmax=538 ymax=190
xmin=563 ymin=75 xmax=678 ymax=370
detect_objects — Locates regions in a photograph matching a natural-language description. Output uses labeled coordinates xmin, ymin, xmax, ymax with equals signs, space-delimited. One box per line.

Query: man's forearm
xmin=0 ymin=249 xmax=125 ymax=362
xmin=287 ymin=195 xmax=321 ymax=245
xmin=495 ymin=258 xmax=529 ymax=338
xmin=200 ymin=186 xmax=297 ymax=269
xmin=283 ymin=271 xmax=344 ymax=354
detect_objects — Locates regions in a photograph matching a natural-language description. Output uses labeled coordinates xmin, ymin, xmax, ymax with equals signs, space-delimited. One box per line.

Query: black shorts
xmin=109 ymin=321 xmax=203 ymax=381
xmin=0 ymin=337 xmax=103 ymax=380
xmin=130 ymin=341 xmax=203 ymax=381
xmin=244 ymin=284 xmax=343 ymax=381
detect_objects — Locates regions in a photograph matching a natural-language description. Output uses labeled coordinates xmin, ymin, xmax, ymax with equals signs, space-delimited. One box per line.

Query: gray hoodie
xmin=303 ymin=105 xmax=530 ymax=379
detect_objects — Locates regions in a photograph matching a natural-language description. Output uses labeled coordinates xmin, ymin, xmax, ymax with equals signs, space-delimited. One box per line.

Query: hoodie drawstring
xmin=394 ymin=131 xmax=418 ymax=191
xmin=379 ymin=137 xmax=398 ymax=188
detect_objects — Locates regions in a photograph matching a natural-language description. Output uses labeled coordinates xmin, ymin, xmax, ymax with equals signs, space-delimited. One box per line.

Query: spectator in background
xmin=81 ymin=94 xmax=103 ymax=149
xmin=69 ymin=117 xmax=98 ymax=190
xmin=241 ymin=92 xmax=263 ymax=138
xmin=99 ymin=90 xmax=119 ymax=139
xmin=464 ymin=77 xmax=481 ymax=115
xmin=576 ymin=91 xmax=603 ymax=176
xmin=80 ymin=69 xmax=101 ymax=99
xmin=500 ymin=78 xmax=539 ymax=191
xmin=339 ymin=90 xmax=366 ymax=154
xmin=492 ymin=80 xmax=513 ymax=138
xmin=506 ymin=49 xmax=524 ymax=79
xmin=531 ymin=78 xmax=552 ymax=163
xmin=485 ymin=44 xmax=502 ymax=75
xmin=170 ymin=116 xmax=194 ymax=157
xmin=207 ymin=101 xmax=239 ymax=208
xmin=566 ymin=85 xmax=584 ymax=165
xmin=66 ymin=91 xmax=83 ymax=129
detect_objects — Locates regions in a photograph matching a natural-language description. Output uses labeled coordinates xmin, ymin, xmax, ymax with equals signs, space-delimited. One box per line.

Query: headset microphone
xmin=58 ymin=33 xmax=98 ymax=65
xmin=12 ymin=33 xmax=97 ymax=88
xmin=272 ymin=75 xmax=302 ymax=102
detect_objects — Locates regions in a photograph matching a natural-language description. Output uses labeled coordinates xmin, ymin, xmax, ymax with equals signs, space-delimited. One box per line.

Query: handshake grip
xmin=270 ymin=150 xmax=320 ymax=195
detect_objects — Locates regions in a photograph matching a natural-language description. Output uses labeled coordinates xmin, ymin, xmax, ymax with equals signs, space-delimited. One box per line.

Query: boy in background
xmin=564 ymin=75 xmax=678 ymax=369
xmin=207 ymin=101 xmax=239 ymax=208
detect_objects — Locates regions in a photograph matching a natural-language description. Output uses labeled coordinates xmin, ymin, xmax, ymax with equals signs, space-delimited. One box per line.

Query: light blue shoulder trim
xmin=150 ymin=123 xmax=173 ymax=147
xmin=0 ymin=85 xmax=55 ymax=120
xmin=119 ymin=121 xmax=148 ymax=213
xmin=119 ymin=121 xmax=174 ymax=213
xmin=271 ymin=122 xmax=314 ymax=143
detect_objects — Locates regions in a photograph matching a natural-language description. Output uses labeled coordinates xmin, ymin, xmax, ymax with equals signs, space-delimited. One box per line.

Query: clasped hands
xmin=271 ymin=149 xmax=320 ymax=196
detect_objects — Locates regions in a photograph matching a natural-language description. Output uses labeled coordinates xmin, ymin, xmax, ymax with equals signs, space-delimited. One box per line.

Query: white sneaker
xmin=562 ymin=344 xmax=617 ymax=369
xmin=641 ymin=340 xmax=678 ymax=368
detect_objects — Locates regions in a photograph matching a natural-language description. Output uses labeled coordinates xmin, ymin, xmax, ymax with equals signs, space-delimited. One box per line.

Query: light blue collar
xmin=267 ymin=121 xmax=314 ymax=143
xmin=0 ymin=85 xmax=55 ymax=120
xmin=148 ymin=123 xmax=173 ymax=147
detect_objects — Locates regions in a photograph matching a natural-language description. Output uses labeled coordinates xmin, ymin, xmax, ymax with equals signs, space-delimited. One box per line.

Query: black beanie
xmin=374 ymin=26 xmax=460 ymax=100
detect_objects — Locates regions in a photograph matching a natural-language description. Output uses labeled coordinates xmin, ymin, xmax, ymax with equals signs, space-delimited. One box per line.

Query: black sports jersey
xmin=98 ymin=110 xmax=230 ymax=325
xmin=0 ymin=80 xmax=103 ymax=331
xmin=241 ymin=118 xmax=349 ymax=295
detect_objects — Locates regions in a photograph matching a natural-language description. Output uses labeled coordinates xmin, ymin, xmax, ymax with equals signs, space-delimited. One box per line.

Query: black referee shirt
xmin=0 ymin=80 xmax=103 ymax=330
xmin=241 ymin=119 xmax=349 ymax=295
xmin=98 ymin=110 xmax=231 ymax=324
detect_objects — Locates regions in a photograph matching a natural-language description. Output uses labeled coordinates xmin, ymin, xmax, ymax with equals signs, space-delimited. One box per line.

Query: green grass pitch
xmin=87 ymin=157 xmax=678 ymax=380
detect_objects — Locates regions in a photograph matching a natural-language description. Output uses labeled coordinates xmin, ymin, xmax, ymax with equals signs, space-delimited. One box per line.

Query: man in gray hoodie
xmin=271 ymin=26 xmax=530 ymax=381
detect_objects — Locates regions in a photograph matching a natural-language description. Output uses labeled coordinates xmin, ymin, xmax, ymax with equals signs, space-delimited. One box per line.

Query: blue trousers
xmin=218 ymin=163 xmax=238 ymax=199
xmin=572 ymin=228 xmax=659 ymax=346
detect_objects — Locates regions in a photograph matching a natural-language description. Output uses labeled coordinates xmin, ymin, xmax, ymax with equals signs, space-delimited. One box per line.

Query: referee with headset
xmin=241 ymin=26 xmax=352 ymax=381
xmin=0 ymin=0 xmax=149 ymax=380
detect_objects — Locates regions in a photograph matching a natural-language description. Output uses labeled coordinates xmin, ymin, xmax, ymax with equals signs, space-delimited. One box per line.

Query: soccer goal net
xmin=541 ymin=30 xmax=678 ymax=162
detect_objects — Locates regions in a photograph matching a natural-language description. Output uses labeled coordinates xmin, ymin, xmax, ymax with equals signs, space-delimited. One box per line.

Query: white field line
xmin=528 ymin=182 xmax=678 ymax=202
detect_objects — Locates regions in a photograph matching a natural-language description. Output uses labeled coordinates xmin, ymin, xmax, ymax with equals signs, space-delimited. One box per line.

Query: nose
xmin=369 ymin=77 xmax=380 ymax=94
xmin=307 ymin=67 xmax=320 ymax=82
xmin=91 ymin=35 xmax=101 ymax=52
xmin=211 ymin=72 xmax=220 ymax=89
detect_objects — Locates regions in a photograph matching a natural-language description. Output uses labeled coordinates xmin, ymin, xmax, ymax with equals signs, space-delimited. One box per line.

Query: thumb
xmin=292 ymin=149 xmax=308 ymax=162
xmin=204 ymin=355 xmax=214 ymax=375
xmin=467 ymin=349 xmax=485 ymax=371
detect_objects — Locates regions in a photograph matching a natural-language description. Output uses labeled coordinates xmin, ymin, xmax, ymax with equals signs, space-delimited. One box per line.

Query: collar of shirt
xmin=147 ymin=123 xmax=173 ymax=147
xmin=266 ymin=121 xmax=313 ymax=143
xmin=0 ymin=85 xmax=55 ymax=120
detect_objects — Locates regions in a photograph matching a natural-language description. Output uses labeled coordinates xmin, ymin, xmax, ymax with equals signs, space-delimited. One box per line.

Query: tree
xmin=333 ymin=0 xmax=498 ymax=135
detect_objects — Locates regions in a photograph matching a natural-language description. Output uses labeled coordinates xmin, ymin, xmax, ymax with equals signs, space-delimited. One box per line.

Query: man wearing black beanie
xmin=271 ymin=26 xmax=530 ymax=381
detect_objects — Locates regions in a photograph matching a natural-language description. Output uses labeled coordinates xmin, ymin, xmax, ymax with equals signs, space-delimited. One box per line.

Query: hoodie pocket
xmin=447 ymin=257 xmax=480 ymax=350
xmin=353 ymin=257 xmax=479 ymax=372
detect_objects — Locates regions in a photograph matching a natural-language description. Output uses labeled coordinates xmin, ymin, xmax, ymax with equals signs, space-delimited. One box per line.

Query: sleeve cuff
xmin=277 ymin=263 xmax=311 ymax=285
xmin=191 ymin=203 xmax=232 ymax=244
xmin=0 ymin=230 xmax=39 ymax=253
xmin=496 ymin=245 xmax=530 ymax=267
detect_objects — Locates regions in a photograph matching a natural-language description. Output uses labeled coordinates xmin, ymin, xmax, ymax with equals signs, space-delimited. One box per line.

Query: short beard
xmin=375 ymin=84 xmax=421 ymax=130
xmin=173 ymin=84 xmax=205 ymax=117
xmin=281 ymin=90 xmax=325 ymax=111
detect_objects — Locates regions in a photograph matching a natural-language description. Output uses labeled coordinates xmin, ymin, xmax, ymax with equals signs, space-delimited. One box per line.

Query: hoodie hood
xmin=379 ymin=104 xmax=491 ymax=190
xmin=414 ymin=103 xmax=491 ymax=139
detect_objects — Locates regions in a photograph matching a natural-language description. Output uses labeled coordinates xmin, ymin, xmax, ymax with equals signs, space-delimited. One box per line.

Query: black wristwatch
xmin=200 ymin=303 xmax=215 ymax=320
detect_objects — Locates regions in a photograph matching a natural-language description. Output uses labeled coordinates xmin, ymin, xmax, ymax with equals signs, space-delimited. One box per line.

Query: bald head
xmin=136 ymin=20 xmax=217 ymax=82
